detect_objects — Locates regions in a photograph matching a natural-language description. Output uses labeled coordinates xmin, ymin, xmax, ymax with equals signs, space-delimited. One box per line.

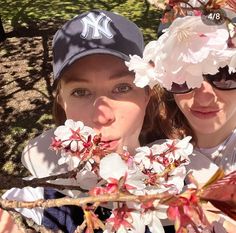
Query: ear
xmin=53 ymin=90 xmax=67 ymax=125
xmin=57 ymin=92 xmax=63 ymax=106
xmin=55 ymin=84 xmax=65 ymax=109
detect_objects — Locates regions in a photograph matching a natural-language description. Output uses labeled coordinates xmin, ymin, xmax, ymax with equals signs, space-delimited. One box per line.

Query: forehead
xmin=60 ymin=54 xmax=134 ymax=83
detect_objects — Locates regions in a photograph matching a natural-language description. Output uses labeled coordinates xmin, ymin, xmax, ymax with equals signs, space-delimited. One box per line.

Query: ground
xmin=1 ymin=29 xmax=55 ymax=177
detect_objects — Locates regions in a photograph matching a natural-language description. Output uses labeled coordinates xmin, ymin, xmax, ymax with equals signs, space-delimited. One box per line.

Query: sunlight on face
xmin=174 ymin=81 xmax=236 ymax=146
xmin=59 ymin=54 xmax=150 ymax=154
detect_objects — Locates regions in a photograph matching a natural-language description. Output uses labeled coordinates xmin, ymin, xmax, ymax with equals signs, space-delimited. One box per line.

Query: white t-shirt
xmin=21 ymin=128 xmax=67 ymax=178
xmin=187 ymin=129 xmax=236 ymax=186
xmin=194 ymin=130 xmax=236 ymax=174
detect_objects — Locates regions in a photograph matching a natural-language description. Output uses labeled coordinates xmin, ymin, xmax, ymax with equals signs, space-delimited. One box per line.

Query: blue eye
xmin=71 ymin=89 xmax=91 ymax=97
xmin=113 ymin=83 xmax=132 ymax=94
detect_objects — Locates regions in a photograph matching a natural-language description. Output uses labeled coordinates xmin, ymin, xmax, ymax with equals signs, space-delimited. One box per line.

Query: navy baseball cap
xmin=52 ymin=9 xmax=144 ymax=81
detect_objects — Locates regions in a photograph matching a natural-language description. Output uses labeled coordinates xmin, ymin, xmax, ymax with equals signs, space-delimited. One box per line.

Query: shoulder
xmin=186 ymin=149 xmax=219 ymax=187
xmin=221 ymin=132 xmax=236 ymax=174
xmin=22 ymin=129 xmax=68 ymax=178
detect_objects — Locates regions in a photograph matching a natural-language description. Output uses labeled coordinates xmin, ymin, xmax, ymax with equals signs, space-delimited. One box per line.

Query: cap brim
xmin=55 ymin=49 xmax=130 ymax=80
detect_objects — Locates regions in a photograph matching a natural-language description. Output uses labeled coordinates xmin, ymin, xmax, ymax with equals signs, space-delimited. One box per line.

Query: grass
xmin=1 ymin=0 xmax=162 ymax=41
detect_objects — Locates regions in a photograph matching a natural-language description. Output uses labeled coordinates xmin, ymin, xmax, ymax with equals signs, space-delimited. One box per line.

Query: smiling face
xmin=174 ymin=80 xmax=236 ymax=147
xmin=57 ymin=54 xmax=150 ymax=154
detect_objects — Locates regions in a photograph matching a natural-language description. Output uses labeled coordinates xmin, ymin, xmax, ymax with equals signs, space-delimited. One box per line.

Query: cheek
xmin=65 ymin=109 xmax=79 ymax=120
xmin=59 ymin=97 xmax=83 ymax=121
xmin=222 ymin=94 xmax=236 ymax=116
xmin=174 ymin=94 xmax=191 ymax=112
xmin=63 ymin=101 xmax=95 ymax=125
xmin=118 ymin=89 xmax=149 ymax=118
xmin=119 ymin=101 xmax=147 ymax=133
xmin=129 ymin=93 xmax=149 ymax=120
xmin=174 ymin=95 xmax=183 ymax=111
xmin=65 ymin=104 xmax=93 ymax=123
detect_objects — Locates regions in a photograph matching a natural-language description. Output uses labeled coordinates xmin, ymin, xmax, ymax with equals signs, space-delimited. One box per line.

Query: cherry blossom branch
xmin=5 ymin=120 xmax=231 ymax=232
xmin=0 ymin=191 xmax=172 ymax=210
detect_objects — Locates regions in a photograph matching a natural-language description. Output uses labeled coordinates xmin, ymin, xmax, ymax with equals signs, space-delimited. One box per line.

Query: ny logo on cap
xmin=80 ymin=12 xmax=113 ymax=39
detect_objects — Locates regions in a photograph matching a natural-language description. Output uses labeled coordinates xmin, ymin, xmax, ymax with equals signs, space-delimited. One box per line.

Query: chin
xmin=194 ymin=126 xmax=223 ymax=136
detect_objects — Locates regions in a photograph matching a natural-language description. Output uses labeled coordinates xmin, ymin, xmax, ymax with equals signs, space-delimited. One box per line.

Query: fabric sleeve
xmin=2 ymin=187 xmax=44 ymax=225
xmin=21 ymin=129 xmax=67 ymax=178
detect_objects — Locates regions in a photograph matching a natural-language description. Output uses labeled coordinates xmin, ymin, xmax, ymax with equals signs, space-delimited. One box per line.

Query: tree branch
xmin=0 ymin=192 xmax=171 ymax=210
xmin=0 ymin=169 xmax=87 ymax=192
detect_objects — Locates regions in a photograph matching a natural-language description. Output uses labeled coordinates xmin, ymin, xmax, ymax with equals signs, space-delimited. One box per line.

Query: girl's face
xmin=174 ymin=81 xmax=236 ymax=147
xmin=59 ymin=54 xmax=150 ymax=154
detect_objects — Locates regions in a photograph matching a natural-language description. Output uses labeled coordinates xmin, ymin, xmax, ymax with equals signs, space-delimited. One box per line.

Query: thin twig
xmin=0 ymin=171 xmax=87 ymax=192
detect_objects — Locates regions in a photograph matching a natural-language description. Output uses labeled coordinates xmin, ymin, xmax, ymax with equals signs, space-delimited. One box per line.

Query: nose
xmin=92 ymin=96 xmax=115 ymax=126
xmin=193 ymin=81 xmax=216 ymax=106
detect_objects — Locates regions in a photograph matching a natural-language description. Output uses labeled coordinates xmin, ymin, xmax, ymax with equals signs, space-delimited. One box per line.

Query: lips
xmin=100 ymin=138 xmax=120 ymax=151
xmin=190 ymin=108 xmax=220 ymax=119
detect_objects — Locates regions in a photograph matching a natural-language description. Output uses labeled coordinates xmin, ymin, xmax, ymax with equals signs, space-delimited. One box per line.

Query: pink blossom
xmin=54 ymin=119 xmax=95 ymax=153
xmin=128 ymin=15 xmax=236 ymax=90
xmin=167 ymin=190 xmax=208 ymax=233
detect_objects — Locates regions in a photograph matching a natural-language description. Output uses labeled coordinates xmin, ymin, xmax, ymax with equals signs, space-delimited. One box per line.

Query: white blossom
xmin=54 ymin=119 xmax=95 ymax=152
xmin=125 ymin=41 xmax=162 ymax=88
xmin=142 ymin=208 xmax=166 ymax=233
xmin=49 ymin=120 xmax=197 ymax=232
xmin=128 ymin=15 xmax=236 ymax=90
xmin=134 ymin=146 xmax=153 ymax=169
xmin=134 ymin=137 xmax=192 ymax=194
xmin=99 ymin=153 xmax=146 ymax=192
xmin=104 ymin=211 xmax=146 ymax=233
xmin=99 ymin=153 xmax=128 ymax=181
xmin=57 ymin=151 xmax=81 ymax=170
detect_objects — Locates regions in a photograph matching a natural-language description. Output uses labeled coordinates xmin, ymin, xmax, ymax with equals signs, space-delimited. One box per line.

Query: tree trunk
xmin=0 ymin=17 xmax=6 ymax=42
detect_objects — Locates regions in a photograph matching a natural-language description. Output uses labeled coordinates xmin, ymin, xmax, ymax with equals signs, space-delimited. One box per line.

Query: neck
xmin=129 ymin=141 xmax=140 ymax=155
xmin=196 ymin=128 xmax=235 ymax=148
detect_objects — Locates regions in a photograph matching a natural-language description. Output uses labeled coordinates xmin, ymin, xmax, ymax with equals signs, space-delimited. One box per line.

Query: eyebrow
xmin=109 ymin=70 xmax=134 ymax=80
xmin=62 ymin=76 xmax=89 ymax=84
xmin=62 ymin=70 xmax=134 ymax=84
